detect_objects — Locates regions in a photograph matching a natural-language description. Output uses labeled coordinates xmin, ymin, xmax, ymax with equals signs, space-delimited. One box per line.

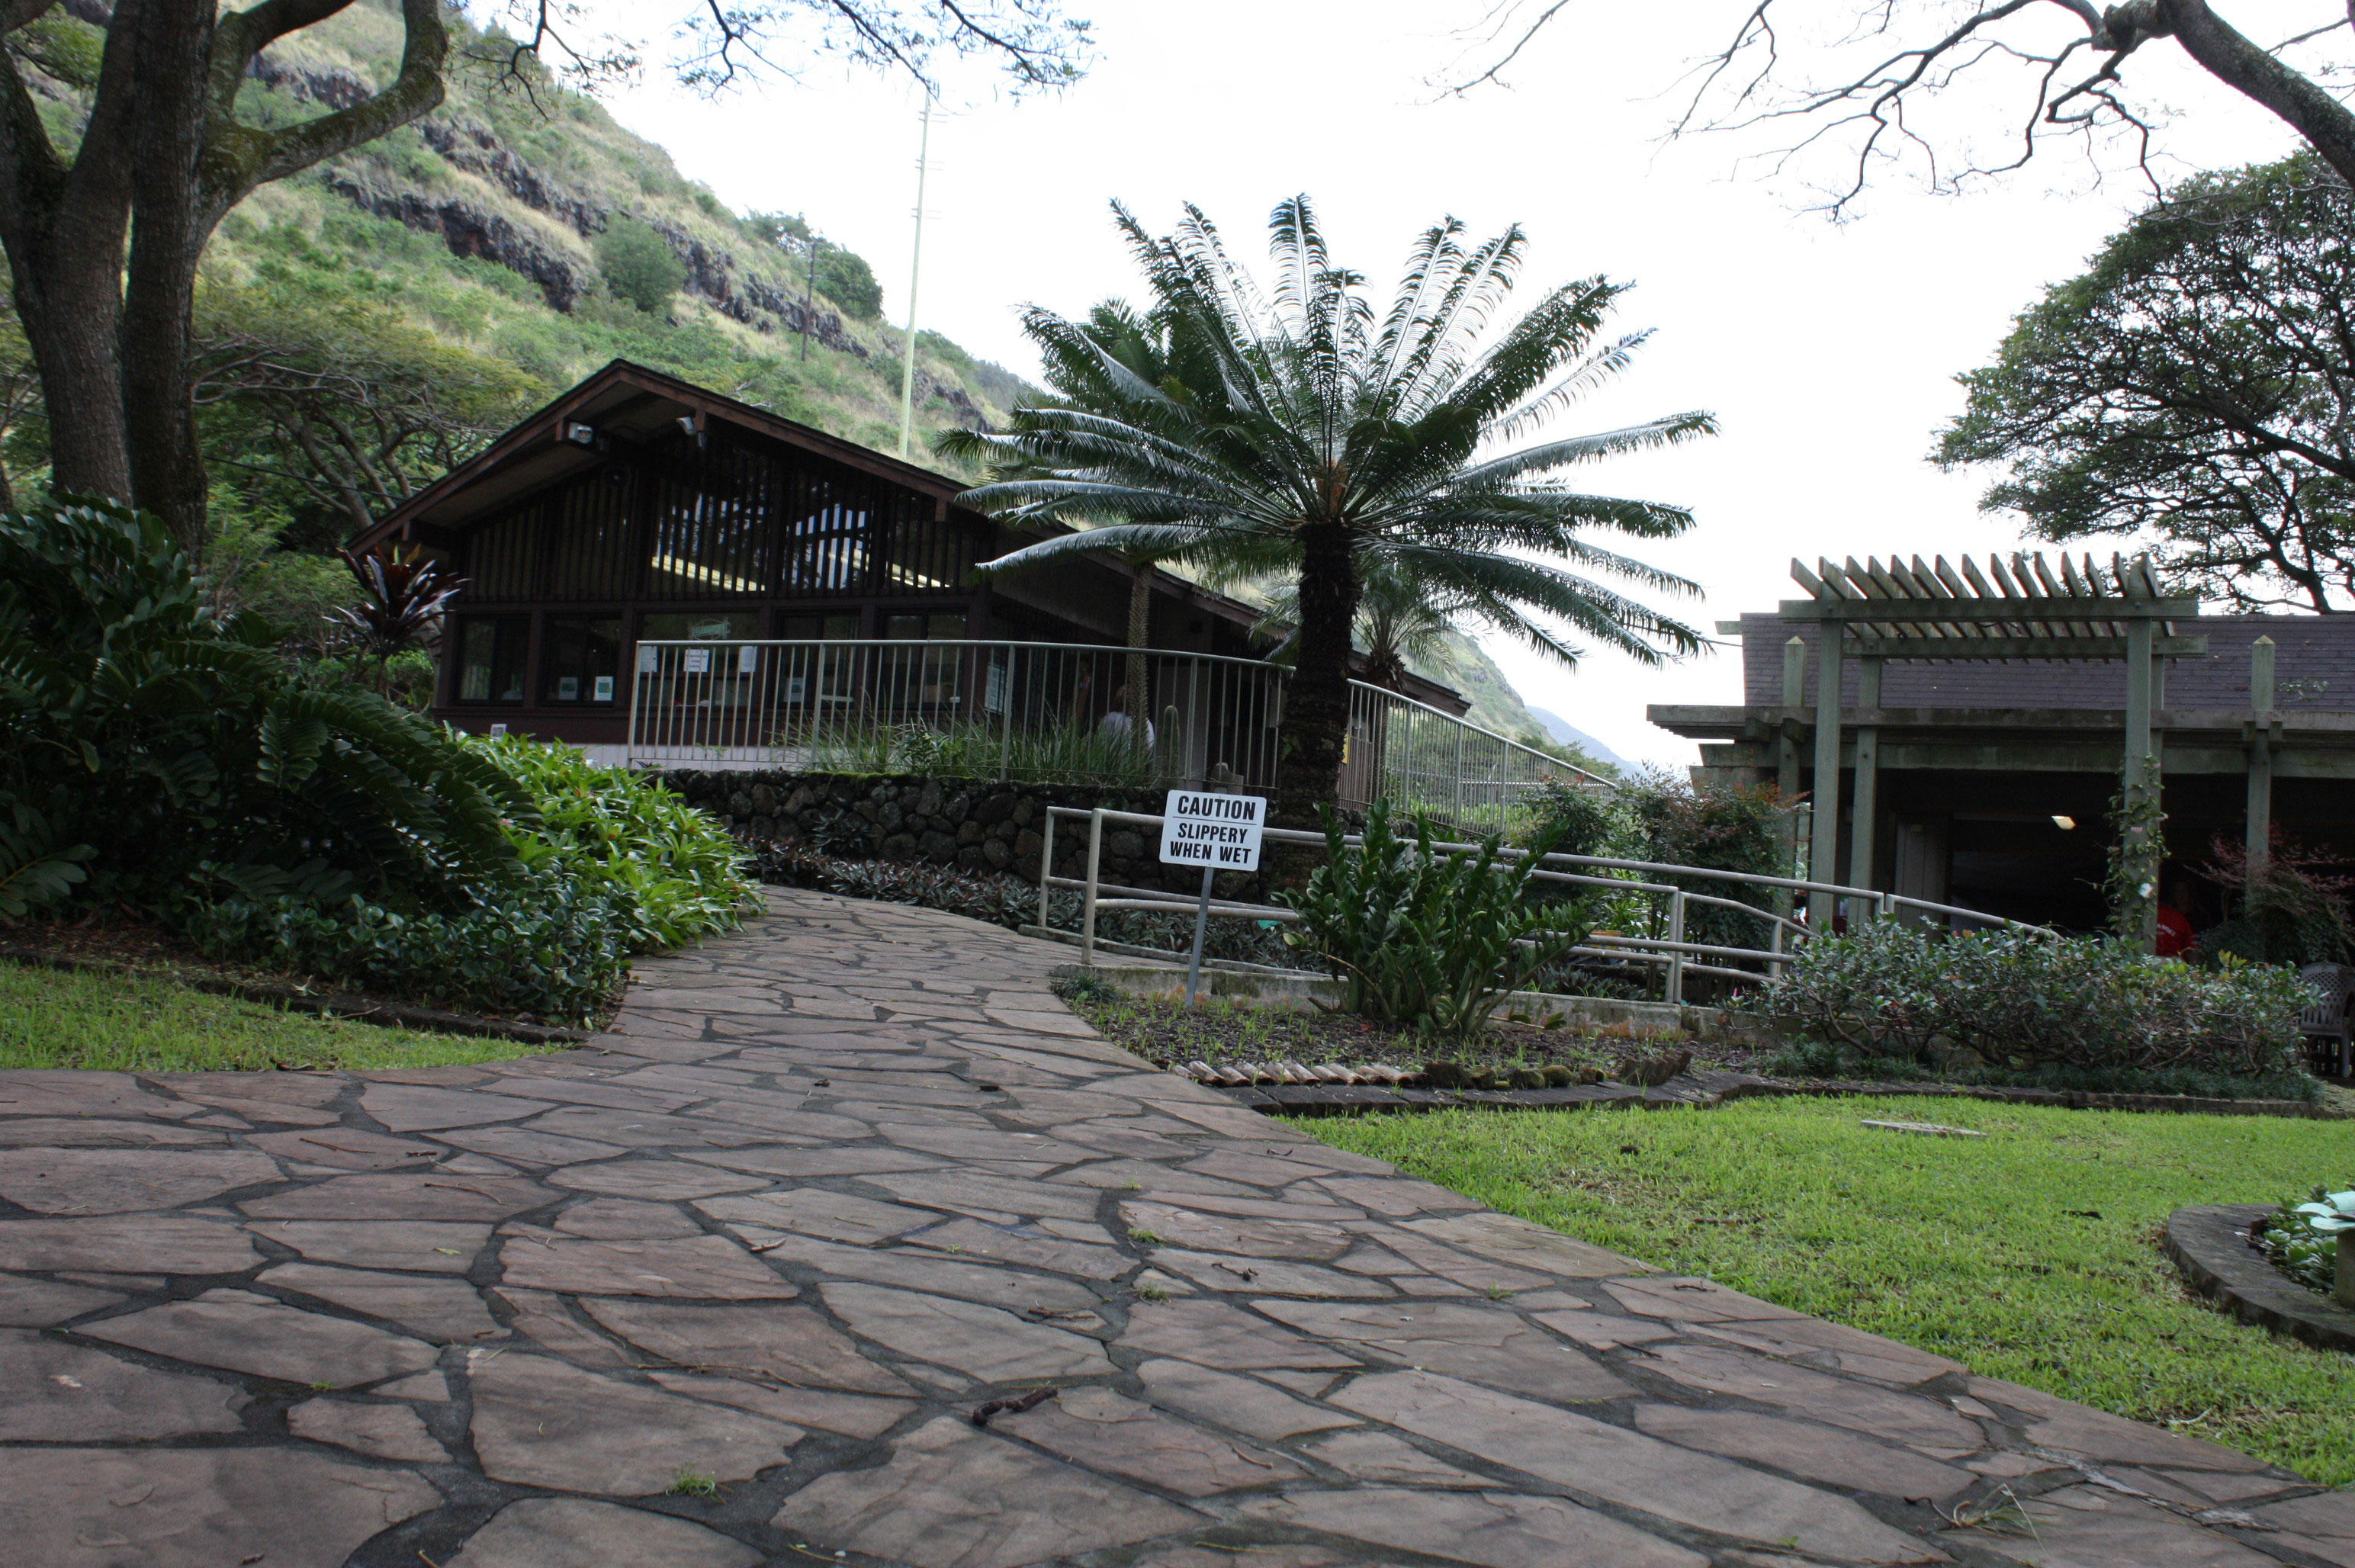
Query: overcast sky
xmin=593 ymin=1 xmax=2308 ymax=767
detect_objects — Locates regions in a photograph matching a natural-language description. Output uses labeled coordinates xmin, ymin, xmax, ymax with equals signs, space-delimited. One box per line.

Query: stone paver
xmin=0 ymin=885 xmax=2331 ymax=1565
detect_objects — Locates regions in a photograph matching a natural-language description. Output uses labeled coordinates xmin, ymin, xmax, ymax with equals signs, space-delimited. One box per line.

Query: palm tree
xmin=941 ymin=196 xmax=1712 ymax=827
xmin=1251 ymin=561 xmax=1460 ymax=695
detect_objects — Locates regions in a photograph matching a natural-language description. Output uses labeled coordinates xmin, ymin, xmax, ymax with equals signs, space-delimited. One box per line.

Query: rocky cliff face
xmin=313 ymin=106 xmax=992 ymax=429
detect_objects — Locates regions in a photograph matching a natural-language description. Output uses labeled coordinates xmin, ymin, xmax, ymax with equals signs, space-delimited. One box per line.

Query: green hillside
xmin=185 ymin=1 xmax=1026 ymax=533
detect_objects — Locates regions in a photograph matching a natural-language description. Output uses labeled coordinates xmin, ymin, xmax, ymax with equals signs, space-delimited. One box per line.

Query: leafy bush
xmin=466 ymin=736 xmax=752 ymax=952
xmin=1278 ymin=802 xmax=1586 ymax=1039
xmin=0 ymin=496 xmax=525 ymax=918
xmin=597 ymin=217 xmax=685 ymax=313
xmin=1743 ymin=919 xmax=2313 ymax=1087
xmin=1521 ymin=769 xmax=1791 ymax=962
xmin=182 ymin=870 xmax=632 ymax=1025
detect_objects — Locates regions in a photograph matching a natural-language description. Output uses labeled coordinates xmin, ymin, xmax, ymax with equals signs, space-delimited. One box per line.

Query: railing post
xmin=1666 ymin=888 xmax=1686 ymax=1006
xmin=1768 ymin=917 xmax=1785 ymax=982
xmin=1038 ymin=806 xmax=1056 ymax=932
xmin=625 ymin=647 xmax=643 ymax=766
xmin=1081 ymin=808 xmax=1105 ymax=966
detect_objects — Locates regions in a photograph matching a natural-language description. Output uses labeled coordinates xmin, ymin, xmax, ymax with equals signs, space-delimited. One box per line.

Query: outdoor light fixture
xmin=2051 ymin=815 xmax=2077 ymax=830
xmin=562 ymin=421 xmax=597 ymax=446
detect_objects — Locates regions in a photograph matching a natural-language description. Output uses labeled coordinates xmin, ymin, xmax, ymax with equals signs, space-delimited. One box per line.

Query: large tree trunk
xmin=0 ymin=0 xmax=142 ymax=503
xmin=1273 ymin=521 xmax=1361 ymax=834
xmin=0 ymin=0 xmax=445 ymax=546
xmin=123 ymin=0 xmax=213 ymax=551
xmin=1124 ymin=560 xmax=1151 ymax=746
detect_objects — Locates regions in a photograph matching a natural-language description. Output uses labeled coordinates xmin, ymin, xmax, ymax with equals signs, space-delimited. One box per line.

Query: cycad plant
xmin=941 ymin=196 xmax=1713 ymax=825
xmin=1252 ymin=559 xmax=1460 ymax=694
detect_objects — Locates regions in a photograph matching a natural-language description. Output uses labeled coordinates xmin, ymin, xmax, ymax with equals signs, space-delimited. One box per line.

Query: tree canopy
xmin=1939 ymin=154 xmax=2355 ymax=611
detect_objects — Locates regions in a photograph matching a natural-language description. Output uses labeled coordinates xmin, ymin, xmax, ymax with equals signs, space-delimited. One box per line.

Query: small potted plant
xmin=2292 ymin=1189 xmax=2355 ymax=1308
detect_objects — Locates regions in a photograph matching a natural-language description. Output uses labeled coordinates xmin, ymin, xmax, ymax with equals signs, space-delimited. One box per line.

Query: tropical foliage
xmin=1278 ymin=801 xmax=1588 ymax=1038
xmin=0 ymin=496 xmax=525 ymax=919
xmin=0 ymin=496 xmax=744 ymax=1021
xmin=466 ymin=734 xmax=753 ymax=953
xmin=943 ymin=196 xmax=1713 ymax=824
xmin=1940 ymin=153 xmax=2355 ymax=611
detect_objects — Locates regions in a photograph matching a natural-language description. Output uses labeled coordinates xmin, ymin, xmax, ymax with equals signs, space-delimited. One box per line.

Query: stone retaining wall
xmin=654 ymin=770 xmax=1263 ymax=897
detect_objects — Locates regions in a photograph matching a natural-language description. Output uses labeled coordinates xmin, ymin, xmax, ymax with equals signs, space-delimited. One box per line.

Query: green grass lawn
xmin=0 ymin=960 xmax=548 ymax=1073
xmin=1296 ymin=1096 xmax=2355 ymax=1485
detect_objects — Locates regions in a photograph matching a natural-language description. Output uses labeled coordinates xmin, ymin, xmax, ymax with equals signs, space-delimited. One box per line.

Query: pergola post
xmin=2247 ymin=635 xmax=2276 ymax=877
xmin=2123 ymin=617 xmax=2158 ymax=953
xmin=1849 ymin=657 xmax=1882 ymax=907
xmin=1808 ymin=625 xmax=1845 ymax=929
xmin=1777 ymin=637 xmax=1805 ymax=920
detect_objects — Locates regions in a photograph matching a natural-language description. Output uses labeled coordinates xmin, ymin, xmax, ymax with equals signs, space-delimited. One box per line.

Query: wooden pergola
xmin=1778 ymin=553 xmax=2208 ymax=949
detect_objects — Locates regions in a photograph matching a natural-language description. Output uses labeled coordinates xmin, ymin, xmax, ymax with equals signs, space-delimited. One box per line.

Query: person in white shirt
xmin=1099 ymin=685 xmax=1155 ymax=748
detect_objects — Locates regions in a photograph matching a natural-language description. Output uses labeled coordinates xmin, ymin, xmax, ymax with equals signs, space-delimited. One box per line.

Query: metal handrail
xmin=1040 ymin=803 xmax=2051 ymax=1004
xmin=623 ymin=635 xmax=1595 ymax=832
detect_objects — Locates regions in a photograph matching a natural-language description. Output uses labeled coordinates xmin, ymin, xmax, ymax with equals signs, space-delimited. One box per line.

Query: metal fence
xmin=1038 ymin=805 xmax=2039 ymax=1004
xmin=625 ymin=638 xmax=1601 ymax=826
xmin=1341 ymin=681 xmax=1607 ymax=831
xmin=626 ymin=638 xmax=1286 ymax=789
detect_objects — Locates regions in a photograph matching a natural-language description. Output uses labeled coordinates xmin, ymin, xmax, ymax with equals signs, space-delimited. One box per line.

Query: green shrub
xmin=1277 ymin=801 xmax=1586 ymax=1039
xmin=597 ymin=217 xmax=685 ymax=313
xmin=1521 ymin=769 xmax=1791 ymax=962
xmin=1743 ymin=920 xmax=2312 ymax=1086
xmin=466 ymin=736 xmax=752 ymax=951
xmin=183 ymin=870 xmax=632 ymax=1025
xmin=0 ymin=496 xmax=525 ymax=918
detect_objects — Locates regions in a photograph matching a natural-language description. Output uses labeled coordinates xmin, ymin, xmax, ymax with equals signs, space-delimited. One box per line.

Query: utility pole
xmin=800 ymin=233 xmax=821 ymax=362
xmin=896 ymin=96 xmax=932 ymax=461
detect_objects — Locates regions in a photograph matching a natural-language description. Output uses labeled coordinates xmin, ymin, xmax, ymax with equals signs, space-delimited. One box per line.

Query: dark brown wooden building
xmin=355 ymin=361 xmax=1467 ymax=749
xmin=1650 ymin=555 xmax=2355 ymax=933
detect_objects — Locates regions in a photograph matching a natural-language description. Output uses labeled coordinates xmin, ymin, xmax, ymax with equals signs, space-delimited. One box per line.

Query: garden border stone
xmin=2164 ymin=1203 xmax=2355 ymax=1353
xmin=0 ymin=945 xmax=590 ymax=1047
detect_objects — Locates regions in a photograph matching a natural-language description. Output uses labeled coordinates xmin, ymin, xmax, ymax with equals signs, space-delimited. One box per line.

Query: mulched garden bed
xmin=0 ymin=917 xmax=601 ymax=1044
xmin=1059 ymin=985 xmax=1750 ymax=1088
xmin=1063 ymin=987 xmax=2353 ymax=1119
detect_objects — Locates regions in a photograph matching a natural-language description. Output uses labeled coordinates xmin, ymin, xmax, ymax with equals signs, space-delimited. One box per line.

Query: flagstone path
xmin=3 ymin=887 xmax=2351 ymax=1568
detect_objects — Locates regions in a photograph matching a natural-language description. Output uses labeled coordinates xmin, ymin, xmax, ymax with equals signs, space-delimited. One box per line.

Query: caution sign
xmin=1159 ymin=789 xmax=1265 ymax=872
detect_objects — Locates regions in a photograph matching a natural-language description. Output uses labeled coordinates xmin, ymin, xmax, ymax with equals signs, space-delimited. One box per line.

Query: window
xmin=455 ymin=616 xmax=530 ymax=704
xmin=635 ymin=611 xmax=763 ymax=698
xmin=882 ymin=509 xmax=973 ymax=591
xmin=775 ymin=614 xmax=860 ymax=707
xmin=880 ymin=613 xmax=968 ymax=707
xmin=778 ymin=613 xmax=861 ymax=642
xmin=542 ymin=617 xmax=622 ymax=704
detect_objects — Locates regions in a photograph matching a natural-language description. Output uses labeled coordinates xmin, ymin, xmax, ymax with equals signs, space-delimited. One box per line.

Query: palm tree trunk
xmin=1274 ymin=522 xmax=1361 ymax=834
xmin=1126 ymin=561 xmax=1151 ymax=744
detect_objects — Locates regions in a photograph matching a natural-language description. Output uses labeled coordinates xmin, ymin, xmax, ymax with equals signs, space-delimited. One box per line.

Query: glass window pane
xmin=456 ymin=615 xmax=529 ymax=705
xmin=542 ymin=618 xmax=622 ymax=703
xmin=640 ymin=611 xmax=761 ymax=642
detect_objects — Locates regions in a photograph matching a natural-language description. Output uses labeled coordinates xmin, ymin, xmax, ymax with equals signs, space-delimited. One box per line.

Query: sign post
xmin=1158 ymin=789 xmax=1266 ymax=1007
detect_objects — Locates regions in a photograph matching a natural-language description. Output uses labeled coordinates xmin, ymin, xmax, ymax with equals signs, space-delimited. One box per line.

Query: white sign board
xmin=1160 ymin=789 xmax=1265 ymax=872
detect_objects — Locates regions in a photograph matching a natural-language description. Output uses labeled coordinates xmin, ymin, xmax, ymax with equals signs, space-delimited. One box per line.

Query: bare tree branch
xmin=1438 ymin=1 xmax=2355 ymax=217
